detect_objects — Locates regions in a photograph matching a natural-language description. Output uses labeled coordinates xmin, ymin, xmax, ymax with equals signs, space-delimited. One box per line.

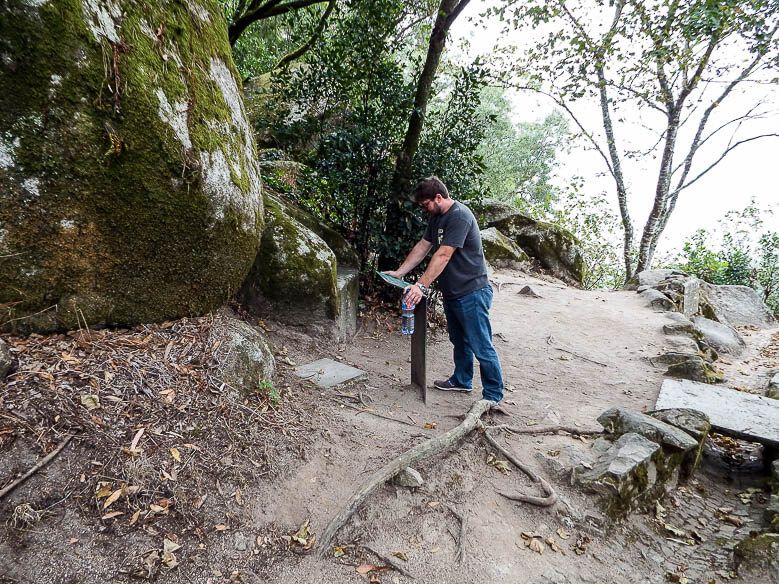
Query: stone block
xmin=573 ymin=433 xmax=662 ymax=517
xmin=682 ymin=279 xmax=700 ymax=316
xmin=295 ymin=358 xmax=366 ymax=389
xmin=597 ymin=407 xmax=698 ymax=451
xmin=336 ymin=268 xmax=359 ymax=340
xmin=656 ymin=379 xmax=779 ymax=449
xmin=692 ymin=316 xmax=745 ymax=355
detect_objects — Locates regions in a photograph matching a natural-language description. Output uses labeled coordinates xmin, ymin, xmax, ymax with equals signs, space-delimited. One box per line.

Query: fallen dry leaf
xmin=423 ymin=422 xmax=437 ymax=430
xmin=101 ymin=511 xmax=124 ymax=520
xmin=528 ymin=538 xmax=544 ymax=554
xmin=556 ymin=528 xmax=570 ymax=540
xmin=214 ymin=524 xmax=228 ymax=531
xmin=392 ymin=551 xmax=408 ymax=561
xmin=170 ymin=447 xmax=181 ymax=463
xmin=103 ymin=488 xmax=123 ymax=509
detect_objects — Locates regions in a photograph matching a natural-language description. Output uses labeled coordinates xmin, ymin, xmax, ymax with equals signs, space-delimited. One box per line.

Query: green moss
xmin=0 ymin=0 xmax=263 ymax=333
xmin=240 ymin=194 xmax=338 ymax=324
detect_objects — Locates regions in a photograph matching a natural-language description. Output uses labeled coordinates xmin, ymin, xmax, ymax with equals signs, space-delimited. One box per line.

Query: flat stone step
xmin=655 ymin=379 xmax=779 ymax=448
xmin=294 ymin=358 xmax=366 ymax=389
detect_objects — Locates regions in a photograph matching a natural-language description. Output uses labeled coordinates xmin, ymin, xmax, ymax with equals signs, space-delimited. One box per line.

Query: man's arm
xmin=384 ymin=239 xmax=433 ymax=279
xmin=403 ymin=245 xmax=456 ymax=305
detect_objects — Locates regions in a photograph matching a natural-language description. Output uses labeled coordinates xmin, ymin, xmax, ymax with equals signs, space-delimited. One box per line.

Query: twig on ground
xmin=481 ymin=426 xmax=557 ymax=507
xmin=317 ymin=400 xmax=495 ymax=556
xmin=546 ymin=335 xmax=608 ymax=367
xmin=331 ymin=398 xmax=416 ymax=427
xmin=362 ymin=544 xmax=415 ymax=579
xmin=0 ymin=435 xmax=74 ymax=501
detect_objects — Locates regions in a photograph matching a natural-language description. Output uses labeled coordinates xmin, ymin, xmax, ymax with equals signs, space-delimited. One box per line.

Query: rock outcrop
xmin=480 ymin=227 xmax=530 ymax=268
xmin=240 ymin=193 xmax=357 ymax=339
xmin=0 ymin=0 xmax=263 ymax=333
xmin=700 ymin=282 xmax=776 ymax=328
xmin=489 ymin=214 xmax=585 ymax=285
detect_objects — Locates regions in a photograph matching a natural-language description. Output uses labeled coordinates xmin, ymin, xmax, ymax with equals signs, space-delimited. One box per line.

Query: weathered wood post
xmin=411 ymin=297 xmax=427 ymax=403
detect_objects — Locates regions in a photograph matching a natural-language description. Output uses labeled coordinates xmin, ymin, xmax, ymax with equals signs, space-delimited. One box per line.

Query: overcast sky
xmin=451 ymin=1 xmax=779 ymax=255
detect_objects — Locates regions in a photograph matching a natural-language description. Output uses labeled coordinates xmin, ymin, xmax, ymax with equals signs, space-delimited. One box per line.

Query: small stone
xmin=234 ymin=532 xmax=249 ymax=552
xmin=395 ymin=467 xmax=424 ymax=488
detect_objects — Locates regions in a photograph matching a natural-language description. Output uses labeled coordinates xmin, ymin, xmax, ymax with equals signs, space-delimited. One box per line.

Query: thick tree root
xmin=317 ymin=399 xmax=495 ymax=557
xmin=482 ymin=426 xmax=557 ymax=507
xmin=489 ymin=424 xmax=602 ymax=436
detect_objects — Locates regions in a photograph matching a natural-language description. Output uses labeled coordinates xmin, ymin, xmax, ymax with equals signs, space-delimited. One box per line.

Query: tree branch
xmin=274 ymin=0 xmax=336 ymax=69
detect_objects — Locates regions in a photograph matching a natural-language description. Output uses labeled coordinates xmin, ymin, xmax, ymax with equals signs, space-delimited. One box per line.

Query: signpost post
xmin=377 ymin=272 xmax=427 ymax=403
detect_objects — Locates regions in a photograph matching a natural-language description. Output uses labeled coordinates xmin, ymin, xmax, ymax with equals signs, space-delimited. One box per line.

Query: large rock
xmin=211 ymin=316 xmax=275 ymax=399
xmin=480 ymin=227 xmax=530 ymax=268
xmin=665 ymin=354 xmax=724 ymax=384
xmin=240 ymin=194 xmax=357 ymax=339
xmin=473 ymin=199 xmax=517 ymax=226
xmin=700 ymin=282 xmax=776 ymax=328
xmin=597 ymin=407 xmax=698 ymax=452
xmin=649 ymin=408 xmax=710 ymax=480
xmin=639 ymin=288 xmax=676 ymax=312
xmin=0 ymin=338 xmax=11 ymax=379
xmin=634 ymin=269 xmax=687 ymax=288
xmin=573 ymin=433 xmax=663 ymax=517
xmin=691 ymin=316 xmax=745 ymax=355
xmin=0 ymin=0 xmax=263 ymax=333
xmin=489 ymin=214 xmax=585 ymax=286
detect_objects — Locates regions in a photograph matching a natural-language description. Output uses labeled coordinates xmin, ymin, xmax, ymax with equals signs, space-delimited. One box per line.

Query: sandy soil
xmin=1 ymin=268 xmax=776 ymax=584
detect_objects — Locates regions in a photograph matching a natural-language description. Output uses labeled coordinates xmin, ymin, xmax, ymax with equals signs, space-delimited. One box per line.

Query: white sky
xmin=450 ymin=1 xmax=779 ymax=256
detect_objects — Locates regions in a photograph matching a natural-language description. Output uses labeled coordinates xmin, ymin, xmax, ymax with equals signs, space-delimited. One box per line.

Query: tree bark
xmin=380 ymin=0 xmax=470 ymax=269
xmin=229 ymin=0 xmax=332 ymax=46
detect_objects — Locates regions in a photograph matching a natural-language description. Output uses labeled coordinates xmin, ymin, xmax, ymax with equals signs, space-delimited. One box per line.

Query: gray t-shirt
xmin=423 ymin=201 xmax=488 ymax=299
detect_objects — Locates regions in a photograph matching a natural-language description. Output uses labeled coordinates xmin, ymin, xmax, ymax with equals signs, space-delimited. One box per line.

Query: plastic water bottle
xmin=401 ymin=295 xmax=415 ymax=335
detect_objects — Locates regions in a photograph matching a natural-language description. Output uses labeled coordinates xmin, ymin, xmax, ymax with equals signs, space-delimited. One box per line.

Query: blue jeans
xmin=442 ymin=286 xmax=504 ymax=402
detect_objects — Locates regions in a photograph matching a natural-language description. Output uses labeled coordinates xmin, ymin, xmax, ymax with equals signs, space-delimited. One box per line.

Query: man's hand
xmin=403 ymin=284 xmax=425 ymax=306
xmin=383 ymin=270 xmax=404 ymax=279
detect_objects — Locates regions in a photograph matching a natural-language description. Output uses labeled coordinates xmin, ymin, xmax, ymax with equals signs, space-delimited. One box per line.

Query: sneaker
xmin=433 ymin=379 xmax=472 ymax=393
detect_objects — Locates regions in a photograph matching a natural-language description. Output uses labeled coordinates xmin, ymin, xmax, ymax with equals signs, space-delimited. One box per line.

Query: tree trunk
xmin=379 ymin=0 xmax=470 ymax=269
xmin=635 ymin=109 xmax=682 ymax=273
xmin=596 ymin=64 xmax=634 ymax=281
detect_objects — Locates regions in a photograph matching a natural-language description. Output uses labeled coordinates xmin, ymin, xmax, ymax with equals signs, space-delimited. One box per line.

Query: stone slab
xmin=656 ymin=379 xmax=779 ymax=448
xmin=295 ymin=358 xmax=366 ymax=389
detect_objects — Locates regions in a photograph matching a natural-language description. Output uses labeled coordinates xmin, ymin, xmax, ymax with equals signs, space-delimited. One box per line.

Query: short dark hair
xmin=413 ymin=176 xmax=450 ymax=203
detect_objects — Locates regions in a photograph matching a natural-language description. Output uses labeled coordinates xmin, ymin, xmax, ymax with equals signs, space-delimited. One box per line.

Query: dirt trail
xmin=1 ymin=268 xmax=776 ymax=584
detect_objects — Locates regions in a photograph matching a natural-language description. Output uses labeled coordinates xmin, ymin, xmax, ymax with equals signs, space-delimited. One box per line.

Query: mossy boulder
xmin=240 ymin=193 xmax=345 ymax=335
xmin=480 ymin=227 xmax=530 ymax=268
xmin=211 ymin=315 xmax=275 ymax=400
xmin=0 ymin=0 xmax=263 ymax=334
xmin=0 ymin=338 xmax=11 ymax=379
xmin=734 ymin=534 xmax=779 ymax=584
xmin=473 ymin=199 xmax=518 ymax=227
xmin=489 ymin=214 xmax=585 ymax=286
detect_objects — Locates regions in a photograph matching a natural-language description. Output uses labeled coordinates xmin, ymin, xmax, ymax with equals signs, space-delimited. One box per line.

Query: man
xmin=384 ymin=176 xmax=504 ymax=403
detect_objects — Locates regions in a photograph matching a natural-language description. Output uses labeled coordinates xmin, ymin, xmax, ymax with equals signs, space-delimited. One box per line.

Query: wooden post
xmin=411 ymin=297 xmax=427 ymax=403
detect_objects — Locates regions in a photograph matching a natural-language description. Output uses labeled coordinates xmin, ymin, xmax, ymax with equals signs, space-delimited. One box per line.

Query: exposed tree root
xmin=489 ymin=424 xmax=603 ymax=436
xmin=482 ymin=426 xmax=557 ymax=507
xmin=317 ymin=399 xmax=495 ymax=557
xmin=0 ymin=435 xmax=74 ymax=501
